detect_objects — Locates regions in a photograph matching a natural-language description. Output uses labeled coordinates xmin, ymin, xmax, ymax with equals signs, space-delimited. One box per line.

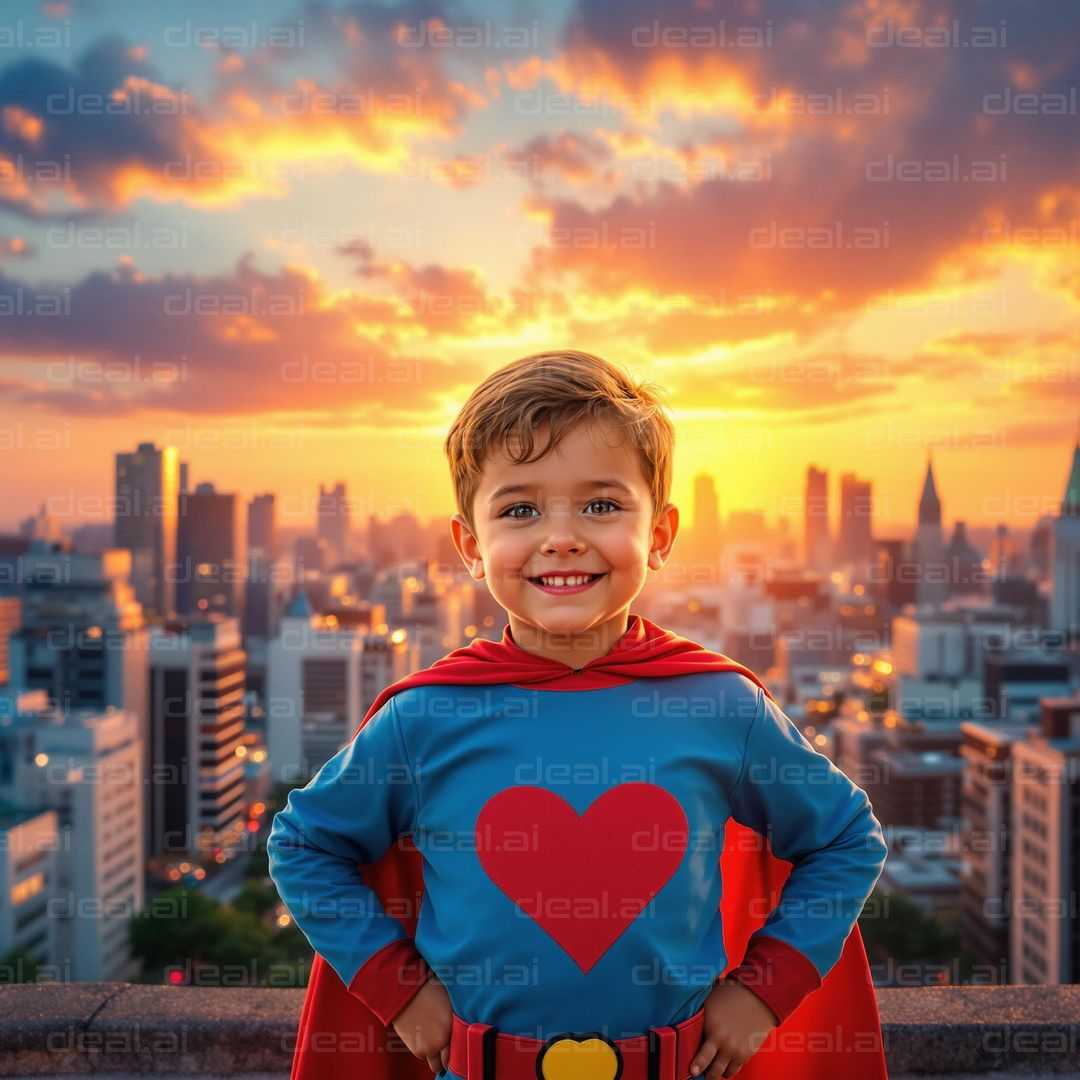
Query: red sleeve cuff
xmin=723 ymin=934 xmax=823 ymax=1026
xmin=347 ymin=937 xmax=434 ymax=1027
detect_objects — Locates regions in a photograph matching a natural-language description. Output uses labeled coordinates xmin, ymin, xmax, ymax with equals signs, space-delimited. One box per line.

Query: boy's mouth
xmin=526 ymin=572 xmax=606 ymax=595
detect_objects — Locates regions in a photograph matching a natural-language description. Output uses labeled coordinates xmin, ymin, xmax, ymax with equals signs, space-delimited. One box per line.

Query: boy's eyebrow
xmin=489 ymin=478 xmax=634 ymax=502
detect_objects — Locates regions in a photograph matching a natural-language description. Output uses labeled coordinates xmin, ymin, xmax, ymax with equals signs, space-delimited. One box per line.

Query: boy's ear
xmin=648 ymin=502 xmax=679 ymax=571
xmin=450 ymin=513 xmax=484 ymax=580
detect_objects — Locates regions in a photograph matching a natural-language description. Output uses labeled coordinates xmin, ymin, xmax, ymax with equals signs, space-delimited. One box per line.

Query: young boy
xmin=268 ymin=350 xmax=889 ymax=1080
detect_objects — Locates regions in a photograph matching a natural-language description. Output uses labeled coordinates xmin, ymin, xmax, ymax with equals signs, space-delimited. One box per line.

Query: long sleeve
xmin=267 ymin=695 xmax=433 ymax=1027
xmin=723 ymin=684 xmax=888 ymax=1025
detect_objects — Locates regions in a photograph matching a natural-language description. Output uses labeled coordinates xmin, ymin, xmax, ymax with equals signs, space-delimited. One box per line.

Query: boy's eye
xmin=586 ymin=498 xmax=621 ymax=514
xmin=502 ymin=503 xmax=538 ymax=520
xmin=500 ymin=499 xmax=621 ymax=520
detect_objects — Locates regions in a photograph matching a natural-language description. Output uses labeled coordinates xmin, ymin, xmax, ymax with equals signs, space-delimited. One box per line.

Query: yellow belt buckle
xmin=536 ymin=1031 xmax=623 ymax=1080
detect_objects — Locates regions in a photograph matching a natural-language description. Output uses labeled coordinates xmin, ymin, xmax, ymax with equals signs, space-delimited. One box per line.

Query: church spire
xmin=918 ymin=453 xmax=941 ymax=526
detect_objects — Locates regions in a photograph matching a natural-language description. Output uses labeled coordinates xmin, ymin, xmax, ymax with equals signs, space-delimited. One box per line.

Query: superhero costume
xmin=267 ymin=614 xmax=890 ymax=1079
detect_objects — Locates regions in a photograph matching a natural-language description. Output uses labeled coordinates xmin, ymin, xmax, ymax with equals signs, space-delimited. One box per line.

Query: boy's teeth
xmin=539 ymin=574 xmax=594 ymax=586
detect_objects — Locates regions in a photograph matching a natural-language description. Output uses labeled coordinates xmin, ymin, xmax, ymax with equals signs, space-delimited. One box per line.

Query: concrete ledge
xmin=1 ymin=984 xmax=1079 ymax=1076
xmin=0 ymin=984 xmax=304 ymax=1077
xmin=879 ymin=986 xmax=1080 ymax=1076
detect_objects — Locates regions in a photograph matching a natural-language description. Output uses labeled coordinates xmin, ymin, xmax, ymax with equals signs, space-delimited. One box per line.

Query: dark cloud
xmin=0 ymin=36 xmax=212 ymax=218
xmin=0 ymin=252 xmax=493 ymax=416
xmin=516 ymin=0 xmax=1080 ymax=315
xmin=336 ymin=238 xmax=532 ymax=335
xmin=503 ymin=130 xmax=615 ymax=189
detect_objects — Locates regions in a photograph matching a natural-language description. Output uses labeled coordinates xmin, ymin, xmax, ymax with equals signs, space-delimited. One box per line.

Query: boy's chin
xmin=507 ymin=604 xmax=617 ymax=634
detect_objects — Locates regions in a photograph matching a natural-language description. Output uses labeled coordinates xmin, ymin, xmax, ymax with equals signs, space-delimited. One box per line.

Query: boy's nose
xmin=542 ymin=535 xmax=585 ymax=554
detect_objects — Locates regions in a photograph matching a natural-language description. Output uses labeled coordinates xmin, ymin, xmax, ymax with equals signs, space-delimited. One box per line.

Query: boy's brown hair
xmin=444 ymin=350 xmax=675 ymax=535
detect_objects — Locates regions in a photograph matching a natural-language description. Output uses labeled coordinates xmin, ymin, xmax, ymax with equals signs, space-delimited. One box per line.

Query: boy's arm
xmin=722 ymin=682 xmax=888 ymax=1026
xmin=267 ymin=694 xmax=432 ymax=1027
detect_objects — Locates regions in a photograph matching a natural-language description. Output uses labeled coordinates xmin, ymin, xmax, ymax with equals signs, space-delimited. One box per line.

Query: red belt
xmin=447 ymin=1005 xmax=705 ymax=1080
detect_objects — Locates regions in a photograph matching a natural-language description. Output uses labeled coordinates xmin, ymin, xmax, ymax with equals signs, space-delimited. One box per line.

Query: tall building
xmin=989 ymin=524 xmax=1016 ymax=580
xmin=959 ymin=720 xmax=1037 ymax=982
xmin=317 ymin=482 xmax=351 ymax=568
xmin=0 ymin=595 xmax=20 ymax=684
xmin=9 ymin=548 xmax=149 ymax=738
xmin=147 ymin=616 xmax=247 ymax=861
xmin=804 ymin=466 xmax=831 ymax=570
xmin=114 ymin=442 xmax=180 ymax=617
xmin=176 ymin=482 xmax=245 ymax=620
xmin=0 ymin=804 xmax=58 ymax=979
xmin=266 ymin=593 xmax=415 ymax=783
xmin=871 ymin=538 xmax=917 ymax=611
xmin=913 ymin=457 xmax=948 ymax=606
xmin=890 ymin=603 xmax=1016 ymax=719
xmin=1050 ymin=441 xmax=1080 ymax=640
xmin=1009 ymin=695 xmax=1080 ymax=984
xmin=9 ymin=549 xmax=152 ymax=899
xmin=946 ymin=521 xmax=984 ymax=597
xmin=837 ymin=472 xmax=873 ymax=571
xmin=243 ymin=551 xmax=289 ymax=640
xmin=689 ymin=472 xmax=721 ymax=574
xmin=0 ymin=688 xmax=144 ymax=981
xmin=248 ymin=493 xmax=278 ymax=558
xmin=267 ymin=592 xmax=363 ymax=783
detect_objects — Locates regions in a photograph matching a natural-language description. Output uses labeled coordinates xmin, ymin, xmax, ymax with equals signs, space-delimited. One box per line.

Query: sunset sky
xmin=1 ymin=0 xmax=1078 ymax=538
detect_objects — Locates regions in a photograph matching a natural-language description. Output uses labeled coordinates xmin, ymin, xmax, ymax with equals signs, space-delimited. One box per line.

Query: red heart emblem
xmin=475 ymin=782 xmax=689 ymax=972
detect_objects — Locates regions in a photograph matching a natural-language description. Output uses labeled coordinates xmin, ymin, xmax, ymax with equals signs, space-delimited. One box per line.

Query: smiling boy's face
xmin=450 ymin=417 xmax=679 ymax=667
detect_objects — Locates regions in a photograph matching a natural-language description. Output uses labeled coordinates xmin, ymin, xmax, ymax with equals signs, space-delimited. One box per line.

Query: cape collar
xmin=500 ymin=614 xmax=644 ymax=674
xmin=357 ymin=614 xmax=777 ymax=732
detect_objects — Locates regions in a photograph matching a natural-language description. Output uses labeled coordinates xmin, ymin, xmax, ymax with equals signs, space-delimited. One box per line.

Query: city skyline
xmin=7 ymin=434 xmax=1080 ymax=541
xmin=2 ymin=0 xmax=1079 ymax=533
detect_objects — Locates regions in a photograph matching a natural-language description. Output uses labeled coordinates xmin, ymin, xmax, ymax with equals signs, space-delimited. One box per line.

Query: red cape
xmin=286 ymin=615 xmax=887 ymax=1079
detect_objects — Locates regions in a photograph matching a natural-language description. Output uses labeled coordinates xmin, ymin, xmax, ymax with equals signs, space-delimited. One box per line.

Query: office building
xmin=114 ymin=442 xmax=180 ymax=617
xmin=147 ymin=616 xmax=247 ymax=860
xmin=837 ymin=472 xmax=872 ymax=571
xmin=804 ymin=466 xmax=831 ymax=571
xmin=1009 ymin=696 xmax=1080 ymax=984
xmin=0 ymin=689 xmax=143 ymax=980
xmin=176 ymin=483 xmax=245 ymax=620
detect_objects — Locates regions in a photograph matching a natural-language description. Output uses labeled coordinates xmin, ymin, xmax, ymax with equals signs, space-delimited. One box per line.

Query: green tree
xmin=233 ymin=879 xmax=279 ymax=920
xmin=0 ymin=947 xmax=39 ymax=983
xmin=129 ymin=887 xmax=223 ymax=970
xmin=859 ymin=889 xmax=981 ymax=983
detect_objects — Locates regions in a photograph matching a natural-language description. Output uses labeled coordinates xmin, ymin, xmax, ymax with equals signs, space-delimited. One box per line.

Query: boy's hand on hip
xmin=390 ymin=975 xmax=453 ymax=1075
xmin=689 ymin=978 xmax=778 ymax=1078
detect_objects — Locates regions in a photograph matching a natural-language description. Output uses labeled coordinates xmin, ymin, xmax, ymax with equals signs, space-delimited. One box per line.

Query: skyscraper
xmin=317 ymin=482 xmax=351 ymax=568
xmin=10 ymin=549 xmax=152 ymax=878
xmin=176 ymin=483 xmax=245 ymax=620
xmin=958 ymin=721 xmax=1030 ymax=983
xmin=248 ymin=493 xmax=278 ymax=558
xmin=0 ymin=689 xmax=144 ymax=980
xmin=114 ymin=442 xmax=179 ymax=617
xmin=147 ymin=617 xmax=247 ymax=861
xmin=9 ymin=549 xmax=149 ymax=726
xmin=837 ymin=472 xmax=873 ymax=571
xmin=1050 ymin=441 xmax=1080 ymax=640
xmin=688 ymin=472 xmax=721 ymax=575
xmin=1009 ymin=695 xmax=1080 ymax=984
xmin=804 ymin=465 xmax=830 ymax=570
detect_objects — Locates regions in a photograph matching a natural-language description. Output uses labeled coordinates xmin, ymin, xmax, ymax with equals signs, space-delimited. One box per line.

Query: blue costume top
xmin=268 ymin=670 xmax=887 ymax=1079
